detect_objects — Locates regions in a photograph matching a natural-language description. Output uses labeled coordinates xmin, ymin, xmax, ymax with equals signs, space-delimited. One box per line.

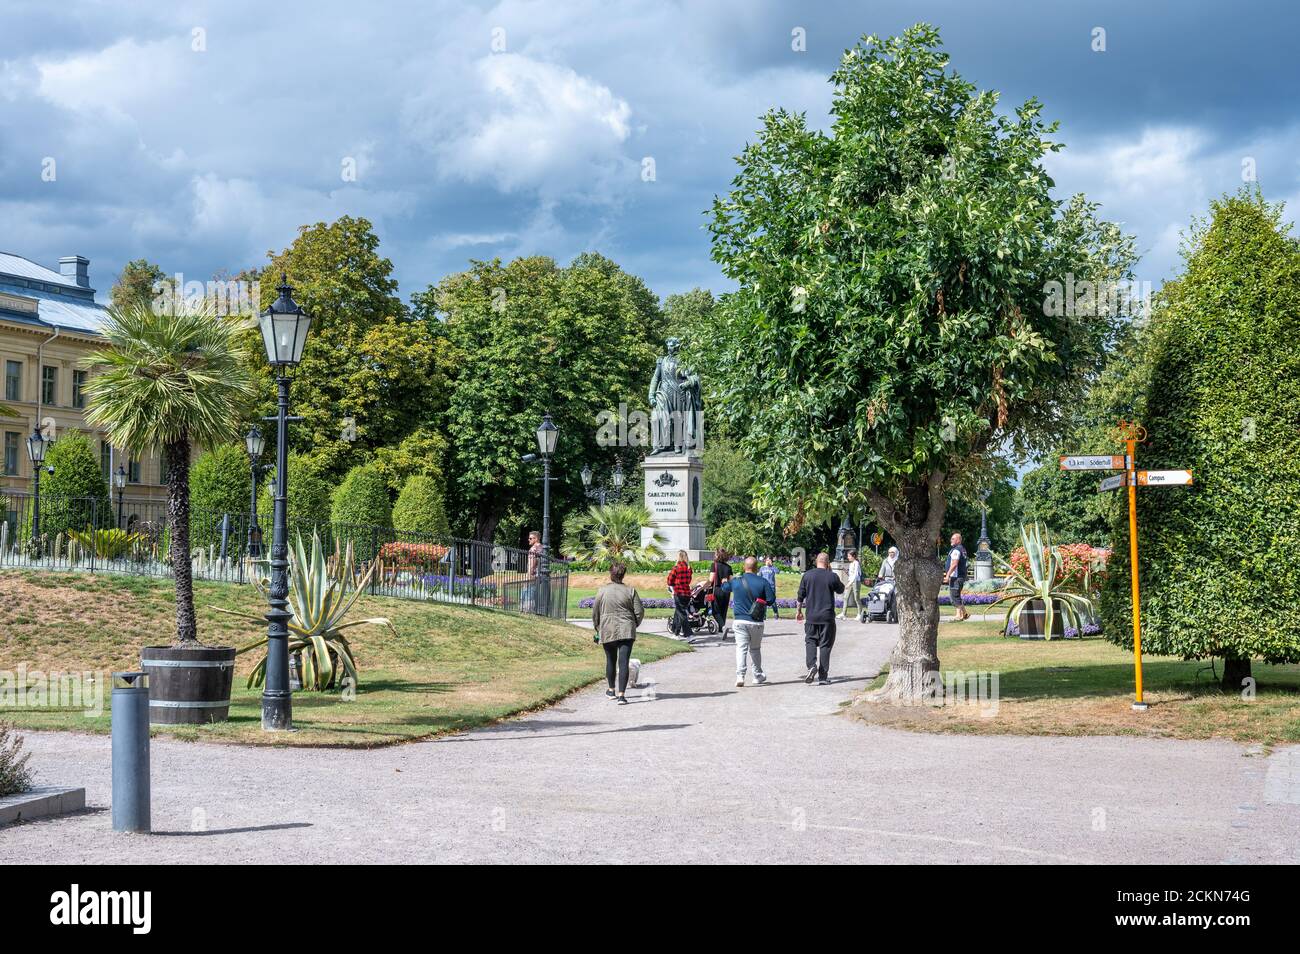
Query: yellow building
xmin=1 ymin=252 xmax=167 ymax=511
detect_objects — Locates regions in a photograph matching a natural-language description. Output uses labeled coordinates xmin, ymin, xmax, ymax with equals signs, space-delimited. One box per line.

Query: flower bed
xmin=1005 ymin=619 xmax=1102 ymax=639
xmin=1008 ymin=542 xmax=1109 ymax=585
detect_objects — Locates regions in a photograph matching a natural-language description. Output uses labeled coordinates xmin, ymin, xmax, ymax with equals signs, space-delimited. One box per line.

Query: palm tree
xmin=562 ymin=503 xmax=667 ymax=566
xmin=83 ymin=300 xmax=254 ymax=644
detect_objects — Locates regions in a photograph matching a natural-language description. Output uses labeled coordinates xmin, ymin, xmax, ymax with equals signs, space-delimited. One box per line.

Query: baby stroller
xmin=668 ymin=582 xmax=720 ymax=637
xmin=864 ymin=576 xmax=899 ymax=623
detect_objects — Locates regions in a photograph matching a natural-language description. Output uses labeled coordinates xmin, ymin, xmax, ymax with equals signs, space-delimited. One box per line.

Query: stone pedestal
xmin=975 ymin=555 xmax=994 ymax=582
xmin=642 ymin=454 xmax=711 ymax=560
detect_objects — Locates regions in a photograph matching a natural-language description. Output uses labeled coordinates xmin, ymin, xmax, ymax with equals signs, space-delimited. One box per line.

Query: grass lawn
xmin=854 ymin=618 xmax=1300 ymax=746
xmin=0 ymin=569 xmax=687 ymax=747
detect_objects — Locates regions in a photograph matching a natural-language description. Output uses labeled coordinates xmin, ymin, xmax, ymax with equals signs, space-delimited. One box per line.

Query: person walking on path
xmin=796 ymin=552 xmax=845 ymax=685
xmin=716 ymin=556 xmax=776 ymax=687
xmin=667 ymin=550 xmax=694 ymax=639
xmin=840 ymin=549 xmax=864 ymax=623
xmin=944 ymin=532 xmax=970 ymax=621
xmin=591 ymin=562 xmax=645 ymax=704
xmin=758 ymin=555 xmax=780 ymax=619
xmin=707 ymin=548 xmax=733 ymax=638
xmin=880 ymin=546 xmax=898 ymax=580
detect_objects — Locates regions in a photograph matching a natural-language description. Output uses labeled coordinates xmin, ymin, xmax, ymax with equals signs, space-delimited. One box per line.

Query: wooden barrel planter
xmin=140 ymin=646 xmax=236 ymax=725
xmin=1016 ymin=599 xmax=1067 ymax=639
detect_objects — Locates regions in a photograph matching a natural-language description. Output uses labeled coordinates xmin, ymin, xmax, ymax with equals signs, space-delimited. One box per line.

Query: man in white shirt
xmin=839 ymin=549 xmax=864 ymax=622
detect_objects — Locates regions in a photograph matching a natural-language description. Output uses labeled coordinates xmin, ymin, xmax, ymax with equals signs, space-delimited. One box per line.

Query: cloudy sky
xmin=3 ymin=0 xmax=1298 ymax=305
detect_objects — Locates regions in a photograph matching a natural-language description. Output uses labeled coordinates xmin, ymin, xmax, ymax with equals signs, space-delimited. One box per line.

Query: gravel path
xmin=3 ymin=616 xmax=1297 ymax=864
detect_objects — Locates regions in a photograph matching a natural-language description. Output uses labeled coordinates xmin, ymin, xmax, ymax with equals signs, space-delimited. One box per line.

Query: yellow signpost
xmin=1059 ymin=420 xmax=1193 ymax=711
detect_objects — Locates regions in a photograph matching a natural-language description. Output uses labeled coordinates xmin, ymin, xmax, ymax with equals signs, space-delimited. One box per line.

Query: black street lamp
xmin=580 ymin=459 xmax=624 ymax=506
xmin=834 ymin=513 xmax=854 ymax=562
xmin=26 ymin=428 xmax=48 ymax=548
xmin=520 ymin=414 xmax=559 ymax=616
xmin=113 ymin=465 xmax=126 ymax=529
xmin=244 ymin=425 xmax=268 ymax=558
xmin=257 ymin=273 xmax=312 ymax=731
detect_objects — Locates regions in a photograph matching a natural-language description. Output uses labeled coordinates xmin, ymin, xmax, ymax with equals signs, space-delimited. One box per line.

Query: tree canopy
xmin=703 ymin=24 xmax=1134 ymax=699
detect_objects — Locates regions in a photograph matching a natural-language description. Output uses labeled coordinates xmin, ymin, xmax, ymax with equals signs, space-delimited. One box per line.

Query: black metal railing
xmin=0 ymin=491 xmax=568 ymax=620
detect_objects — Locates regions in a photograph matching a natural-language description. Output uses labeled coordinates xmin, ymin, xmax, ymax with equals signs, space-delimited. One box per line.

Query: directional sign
xmin=1137 ymin=469 xmax=1193 ymax=486
xmin=1060 ymin=455 xmax=1125 ymax=471
xmin=1098 ymin=473 xmax=1126 ymax=492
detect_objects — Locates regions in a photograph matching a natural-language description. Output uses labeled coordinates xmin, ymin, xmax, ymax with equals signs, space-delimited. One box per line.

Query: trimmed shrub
xmin=372 ymin=427 xmax=449 ymax=499
xmin=330 ymin=463 xmax=392 ymax=560
xmin=190 ymin=444 xmax=252 ymax=549
xmin=258 ymin=452 xmax=334 ymax=533
xmin=41 ymin=431 xmax=112 ymax=538
xmin=392 ymin=474 xmax=450 ymax=538
xmin=1100 ymin=191 xmax=1300 ymax=687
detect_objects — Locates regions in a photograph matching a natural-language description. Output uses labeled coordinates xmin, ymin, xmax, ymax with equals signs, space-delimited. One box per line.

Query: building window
xmin=72 ymin=369 xmax=87 ymax=409
xmin=4 ymin=361 xmax=20 ymax=402
xmin=129 ymin=457 xmax=141 ymax=483
xmin=3 ymin=432 xmax=18 ymax=476
xmin=41 ymin=365 xmax=57 ymax=406
xmin=101 ymin=441 xmax=112 ymax=479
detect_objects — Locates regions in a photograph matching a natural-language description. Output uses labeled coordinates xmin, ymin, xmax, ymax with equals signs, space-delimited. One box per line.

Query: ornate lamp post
xmin=113 ymin=465 xmax=127 ymax=529
xmin=975 ymin=486 xmax=993 ymax=581
xmin=256 ymin=274 xmax=312 ymax=731
xmin=25 ymin=428 xmax=48 ymax=547
xmin=834 ymin=513 xmax=853 ymax=562
xmin=580 ymin=459 xmax=624 ymax=506
xmin=535 ymin=413 xmax=559 ymax=616
xmin=244 ymin=425 xmax=268 ymax=558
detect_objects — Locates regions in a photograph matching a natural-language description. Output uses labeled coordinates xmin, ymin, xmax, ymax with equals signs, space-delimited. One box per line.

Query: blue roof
xmin=0 ymin=252 xmax=106 ymax=337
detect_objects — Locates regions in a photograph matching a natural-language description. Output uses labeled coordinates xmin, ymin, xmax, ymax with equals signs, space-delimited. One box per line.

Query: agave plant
xmin=562 ymin=503 xmax=667 ymax=565
xmin=222 ymin=532 xmax=395 ymax=690
xmin=68 ymin=527 xmax=147 ymax=560
xmin=993 ymin=522 xmax=1098 ymax=640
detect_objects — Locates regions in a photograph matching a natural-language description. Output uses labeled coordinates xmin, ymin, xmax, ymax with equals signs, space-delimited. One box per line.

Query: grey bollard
xmin=111 ymin=671 xmax=151 ymax=833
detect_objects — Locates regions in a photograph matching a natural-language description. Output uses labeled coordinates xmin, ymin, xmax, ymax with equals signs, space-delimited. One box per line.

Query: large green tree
xmin=432 ymin=253 xmax=665 ymax=543
xmin=110 ymin=259 xmax=171 ymax=312
xmin=1100 ymin=190 xmax=1300 ymax=689
xmin=249 ymin=217 xmax=445 ymax=475
xmin=704 ymin=25 xmax=1134 ymax=700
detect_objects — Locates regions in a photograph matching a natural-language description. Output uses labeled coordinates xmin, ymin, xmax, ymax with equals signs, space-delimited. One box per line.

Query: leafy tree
xmin=111 ymin=259 xmax=171 ymax=312
xmin=41 ymin=431 xmax=112 ymax=539
xmin=1100 ymin=190 xmax=1300 ymax=689
xmin=371 ymin=426 xmax=449 ymax=500
xmin=392 ymin=474 xmax=450 ymax=538
xmin=249 ymin=217 xmax=445 ymax=475
xmin=190 ymin=444 xmax=252 ymax=549
xmin=704 ymin=25 xmax=1134 ymax=700
xmin=433 ymin=253 xmax=665 ymax=543
xmin=258 ymin=451 xmax=334 ymax=532
xmin=84 ymin=301 xmax=254 ymax=644
xmin=330 ymin=463 xmax=392 ymax=559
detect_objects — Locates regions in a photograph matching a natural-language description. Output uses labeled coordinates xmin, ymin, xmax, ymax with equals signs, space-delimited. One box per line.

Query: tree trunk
xmin=867 ymin=471 xmax=947 ymax=703
xmin=166 ymin=438 xmax=197 ymax=645
xmin=1221 ymin=656 xmax=1251 ymax=693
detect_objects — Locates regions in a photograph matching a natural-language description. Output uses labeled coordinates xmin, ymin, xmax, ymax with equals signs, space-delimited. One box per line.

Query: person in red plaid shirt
xmin=666 ymin=550 xmax=694 ymax=638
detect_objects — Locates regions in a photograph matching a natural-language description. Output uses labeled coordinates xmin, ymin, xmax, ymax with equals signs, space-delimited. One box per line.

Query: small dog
xmin=628 ymin=658 xmax=642 ymax=689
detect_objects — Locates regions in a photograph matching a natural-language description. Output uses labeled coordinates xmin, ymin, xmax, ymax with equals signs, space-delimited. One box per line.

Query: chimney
xmin=59 ymin=255 xmax=90 ymax=288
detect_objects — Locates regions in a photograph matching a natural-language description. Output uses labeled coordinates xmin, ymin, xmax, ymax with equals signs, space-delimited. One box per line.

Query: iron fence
xmin=0 ymin=491 xmax=568 ymax=620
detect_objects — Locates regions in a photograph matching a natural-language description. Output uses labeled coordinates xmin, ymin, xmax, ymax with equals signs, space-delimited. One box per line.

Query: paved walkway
xmin=3 ymin=616 xmax=1297 ymax=864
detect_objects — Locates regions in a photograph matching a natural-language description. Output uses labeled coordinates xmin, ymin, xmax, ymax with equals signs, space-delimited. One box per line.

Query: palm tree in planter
xmin=83 ymin=299 xmax=254 ymax=724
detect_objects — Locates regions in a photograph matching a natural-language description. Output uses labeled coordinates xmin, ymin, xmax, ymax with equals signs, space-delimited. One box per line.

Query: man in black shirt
xmin=708 ymin=549 xmax=733 ymax=638
xmin=796 ymin=552 xmax=845 ymax=685
xmin=944 ymin=532 xmax=970 ymax=622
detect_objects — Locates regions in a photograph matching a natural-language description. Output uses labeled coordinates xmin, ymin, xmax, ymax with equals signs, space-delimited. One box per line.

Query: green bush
xmin=372 ymin=427 xmax=449 ymax=499
xmin=0 ymin=720 xmax=33 ymax=796
xmin=330 ymin=463 xmax=392 ymax=560
xmin=190 ymin=444 xmax=251 ymax=549
xmin=1100 ymin=191 xmax=1300 ymax=686
xmin=392 ymin=474 xmax=450 ymax=538
xmin=41 ymin=431 xmax=112 ymax=538
xmin=258 ymin=452 xmax=334 ymax=533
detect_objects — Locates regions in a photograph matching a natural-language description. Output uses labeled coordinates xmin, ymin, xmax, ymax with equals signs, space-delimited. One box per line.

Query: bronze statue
xmin=648 ymin=337 xmax=702 ymax=455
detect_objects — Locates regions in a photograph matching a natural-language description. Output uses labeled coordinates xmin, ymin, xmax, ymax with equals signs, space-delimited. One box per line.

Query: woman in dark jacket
xmin=590 ymin=562 xmax=645 ymax=704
